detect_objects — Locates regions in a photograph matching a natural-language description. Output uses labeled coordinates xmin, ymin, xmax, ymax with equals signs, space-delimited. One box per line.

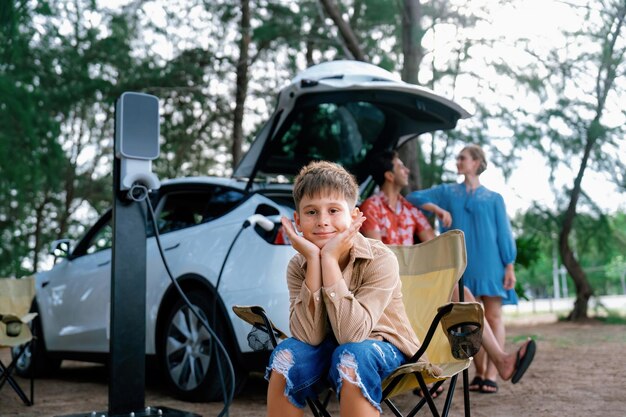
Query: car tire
xmin=13 ymin=313 xmax=62 ymax=377
xmin=159 ymin=290 xmax=246 ymax=402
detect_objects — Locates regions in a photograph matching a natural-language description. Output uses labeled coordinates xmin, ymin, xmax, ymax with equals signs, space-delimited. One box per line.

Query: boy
xmin=266 ymin=161 xmax=427 ymax=417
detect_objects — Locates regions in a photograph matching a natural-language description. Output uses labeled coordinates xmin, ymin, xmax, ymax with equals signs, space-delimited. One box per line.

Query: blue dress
xmin=406 ymin=183 xmax=518 ymax=305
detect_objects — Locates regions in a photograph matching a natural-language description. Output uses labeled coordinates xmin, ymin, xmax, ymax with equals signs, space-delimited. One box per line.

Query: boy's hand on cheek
xmin=320 ymin=211 xmax=366 ymax=261
xmin=280 ymin=216 xmax=320 ymax=260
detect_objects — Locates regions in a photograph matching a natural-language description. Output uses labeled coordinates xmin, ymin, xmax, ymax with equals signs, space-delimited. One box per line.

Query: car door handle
xmin=164 ymin=243 xmax=180 ymax=251
xmin=97 ymin=260 xmax=111 ymax=267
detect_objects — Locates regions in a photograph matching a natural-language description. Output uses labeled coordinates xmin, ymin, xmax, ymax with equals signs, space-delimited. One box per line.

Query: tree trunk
xmin=401 ymin=0 xmax=422 ymax=84
xmin=32 ymin=197 xmax=48 ymax=273
xmin=560 ymin=128 xmax=597 ymax=321
xmin=232 ymin=0 xmax=251 ymax=168
xmin=398 ymin=0 xmax=423 ymax=191
xmin=318 ymin=0 xmax=366 ymax=61
xmin=561 ymin=5 xmax=624 ymax=320
xmin=57 ymin=159 xmax=76 ymax=240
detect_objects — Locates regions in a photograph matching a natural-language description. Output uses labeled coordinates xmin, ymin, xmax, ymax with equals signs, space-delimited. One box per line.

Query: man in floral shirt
xmin=360 ymin=151 xmax=450 ymax=245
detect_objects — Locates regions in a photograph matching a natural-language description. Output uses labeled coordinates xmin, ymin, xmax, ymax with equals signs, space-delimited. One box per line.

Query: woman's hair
xmin=462 ymin=144 xmax=488 ymax=175
xmin=292 ymin=161 xmax=359 ymax=210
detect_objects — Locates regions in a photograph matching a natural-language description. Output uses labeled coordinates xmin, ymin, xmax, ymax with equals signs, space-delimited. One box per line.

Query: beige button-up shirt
xmin=287 ymin=233 xmax=421 ymax=357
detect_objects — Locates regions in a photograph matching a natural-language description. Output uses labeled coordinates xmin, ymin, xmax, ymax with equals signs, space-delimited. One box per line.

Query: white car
xmin=16 ymin=60 xmax=469 ymax=401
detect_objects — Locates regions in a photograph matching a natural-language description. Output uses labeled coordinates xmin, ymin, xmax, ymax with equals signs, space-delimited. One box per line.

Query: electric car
xmin=16 ymin=60 xmax=470 ymax=402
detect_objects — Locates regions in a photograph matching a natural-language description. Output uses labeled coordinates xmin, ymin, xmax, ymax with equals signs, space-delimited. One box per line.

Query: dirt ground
xmin=2 ymin=316 xmax=626 ymax=417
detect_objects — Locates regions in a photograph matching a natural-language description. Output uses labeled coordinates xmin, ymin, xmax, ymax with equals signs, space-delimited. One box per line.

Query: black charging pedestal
xmin=56 ymin=93 xmax=199 ymax=417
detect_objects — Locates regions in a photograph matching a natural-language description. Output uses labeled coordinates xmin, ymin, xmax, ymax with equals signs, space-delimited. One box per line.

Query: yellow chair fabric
xmin=382 ymin=230 xmax=476 ymax=398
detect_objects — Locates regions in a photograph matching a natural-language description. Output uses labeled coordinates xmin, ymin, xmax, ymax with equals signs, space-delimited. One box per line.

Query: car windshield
xmin=259 ymin=101 xmax=385 ymax=181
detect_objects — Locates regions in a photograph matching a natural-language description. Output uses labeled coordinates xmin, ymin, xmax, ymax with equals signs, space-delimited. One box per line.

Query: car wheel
xmin=159 ymin=290 xmax=246 ymax=402
xmin=13 ymin=314 xmax=62 ymax=377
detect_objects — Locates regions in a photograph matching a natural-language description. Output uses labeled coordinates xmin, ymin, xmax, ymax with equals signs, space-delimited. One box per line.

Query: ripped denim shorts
xmin=265 ymin=336 xmax=407 ymax=412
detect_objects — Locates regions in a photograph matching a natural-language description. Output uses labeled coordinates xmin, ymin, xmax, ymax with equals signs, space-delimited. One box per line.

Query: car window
xmin=261 ymin=101 xmax=386 ymax=182
xmin=263 ymin=101 xmax=385 ymax=177
xmin=156 ymin=187 xmax=245 ymax=234
xmin=85 ymin=220 xmax=113 ymax=255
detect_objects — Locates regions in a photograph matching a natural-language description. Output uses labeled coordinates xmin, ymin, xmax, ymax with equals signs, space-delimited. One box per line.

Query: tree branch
xmin=318 ymin=0 xmax=366 ymax=61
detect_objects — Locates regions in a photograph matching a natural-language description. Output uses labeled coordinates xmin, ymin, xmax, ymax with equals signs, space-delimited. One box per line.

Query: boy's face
xmin=294 ymin=192 xmax=358 ymax=249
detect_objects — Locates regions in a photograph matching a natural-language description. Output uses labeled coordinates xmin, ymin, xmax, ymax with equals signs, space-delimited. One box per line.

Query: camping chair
xmin=0 ymin=276 xmax=37 ymax=406
xmin=233 ymin=230 xmax=484 ymax=417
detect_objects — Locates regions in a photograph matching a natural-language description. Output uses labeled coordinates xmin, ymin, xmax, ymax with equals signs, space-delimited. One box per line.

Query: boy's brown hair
xmin=292 ymin=161 xmax=359 ymax=210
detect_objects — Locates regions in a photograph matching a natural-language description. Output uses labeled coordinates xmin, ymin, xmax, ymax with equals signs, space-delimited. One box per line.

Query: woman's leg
xmin=452 ymin=286 xmax=533 ymax=385
xmin=451 ymin=286 xmax=485 ymax=389
xmin=481 ymin=295 xmax=504 ymax=391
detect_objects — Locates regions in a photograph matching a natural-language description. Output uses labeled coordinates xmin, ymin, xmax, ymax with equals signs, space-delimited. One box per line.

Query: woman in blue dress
xmin=406 ymin=144 xmax=518 ymax=393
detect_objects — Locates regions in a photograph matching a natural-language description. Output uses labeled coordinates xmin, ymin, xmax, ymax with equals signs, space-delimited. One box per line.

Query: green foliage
xmin=513 ymin=208 xmax=626 ymax=298
xmin=0 ymin=0 xmax=232 ymax=276
xmin=515 ymin=235 xmax=542 ymax=269
xmin=1 ymin=0 xmax=624 ymax=289
xmin=0 ymin=1 xmax=65 ymax=277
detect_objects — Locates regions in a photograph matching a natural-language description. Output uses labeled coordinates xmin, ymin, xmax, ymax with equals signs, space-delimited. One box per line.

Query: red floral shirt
xmin=360 ymin=192 xmax=432 ymax=245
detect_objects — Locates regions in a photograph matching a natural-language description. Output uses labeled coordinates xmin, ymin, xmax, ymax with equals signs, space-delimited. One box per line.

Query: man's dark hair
xmin=370 ymin=150 xmax=398 ymax=186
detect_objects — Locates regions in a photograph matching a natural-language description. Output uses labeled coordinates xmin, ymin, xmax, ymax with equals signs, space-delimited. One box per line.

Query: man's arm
xmin=417 ymin=228 xmax=436 ymax=242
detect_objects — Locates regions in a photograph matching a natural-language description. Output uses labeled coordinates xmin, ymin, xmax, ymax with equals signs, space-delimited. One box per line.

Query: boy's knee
xmin=338 ymin=352 xmax=358 ymax=380
xmin=268 ymin=369 xmax=286 ymax=385
xmin=270 ymin=348 xmax=294 ymax=376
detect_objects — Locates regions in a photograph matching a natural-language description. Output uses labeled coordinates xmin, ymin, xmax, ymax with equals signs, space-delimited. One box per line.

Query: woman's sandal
xmin=468 ymin=376 xmax=483 ymax=392
xmin=413 ymin=384 xmax=444 ymax=398
xmin=479 ymin=379 xmax=499 ymax=394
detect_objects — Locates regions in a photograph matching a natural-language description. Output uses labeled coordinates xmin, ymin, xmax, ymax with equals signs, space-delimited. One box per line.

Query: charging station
xmin=58 ymin=92 xmax=199 ymax=417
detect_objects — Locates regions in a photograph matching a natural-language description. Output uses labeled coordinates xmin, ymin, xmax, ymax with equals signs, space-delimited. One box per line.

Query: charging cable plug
xmin=126 ymin=183 xmax=150 ymax=202
xmin=243 ymin=214 xmax=275 ymax=232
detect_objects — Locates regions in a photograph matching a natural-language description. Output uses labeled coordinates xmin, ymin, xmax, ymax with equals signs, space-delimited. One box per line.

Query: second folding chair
xmin=0 ymin=276 xmax=37 ymax=406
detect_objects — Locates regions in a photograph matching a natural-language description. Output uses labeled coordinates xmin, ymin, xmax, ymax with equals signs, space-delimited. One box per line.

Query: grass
xmin=596 ymin=312 xmax=626 ymax=325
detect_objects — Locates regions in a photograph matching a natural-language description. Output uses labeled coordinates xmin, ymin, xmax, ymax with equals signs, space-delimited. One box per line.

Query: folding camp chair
xmin=0 ymin=276 xmax=37 ymax=406
xmin=233 ymin=230 xmax=484 ymax=417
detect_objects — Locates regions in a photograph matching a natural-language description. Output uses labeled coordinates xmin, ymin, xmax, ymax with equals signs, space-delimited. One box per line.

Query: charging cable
xmin=128 ymin=183 xmax=235 ymax=417
xmin=209 ymin=212 xmax=275 ymax=401
xmin=213 ymin=214 xmax=275 ymax=293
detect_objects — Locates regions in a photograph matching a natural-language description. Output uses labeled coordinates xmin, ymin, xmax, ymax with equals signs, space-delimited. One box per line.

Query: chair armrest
xmin=232 ymin=305 xmax=288 ymax=348
xmin=407 ymin=302 xmax=483 ymax=363
xmin=407 ymin=303 xmax=454 ymax=363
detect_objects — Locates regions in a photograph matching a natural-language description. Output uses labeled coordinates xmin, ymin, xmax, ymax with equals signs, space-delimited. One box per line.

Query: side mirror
xmin=49 ymin=239 xmax=71 ymax=261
